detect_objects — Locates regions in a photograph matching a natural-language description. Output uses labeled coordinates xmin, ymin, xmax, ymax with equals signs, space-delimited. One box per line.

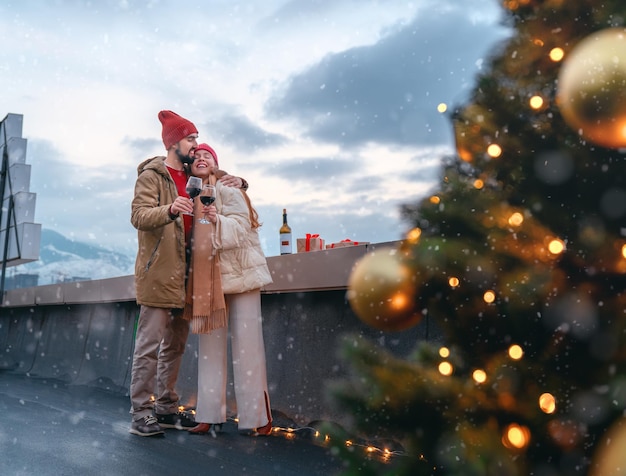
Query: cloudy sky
xmin=1 ymin=0 xmax=509 ymax=268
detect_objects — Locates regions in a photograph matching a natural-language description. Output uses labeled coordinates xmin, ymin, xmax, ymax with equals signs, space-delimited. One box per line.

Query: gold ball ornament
xmin=347 ymin=247 xmax=421 ymax=332
xmin=557 ymin=28 xmax=626 ymax=149
xmin=589 ymin=417 xmax=626 ymax=476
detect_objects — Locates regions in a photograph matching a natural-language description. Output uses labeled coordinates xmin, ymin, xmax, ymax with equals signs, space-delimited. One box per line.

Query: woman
xmin=184 ymin=143 xmax=273 ymax=436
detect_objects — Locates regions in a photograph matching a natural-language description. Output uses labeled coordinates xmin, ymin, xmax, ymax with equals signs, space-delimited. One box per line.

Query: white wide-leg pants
xmin=195 ymin=289 xmax=271 ymax=430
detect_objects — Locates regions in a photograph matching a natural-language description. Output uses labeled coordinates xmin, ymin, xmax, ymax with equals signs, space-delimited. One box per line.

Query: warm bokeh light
xmin=472 ymin=369 xmax=487 ymax=383
xmin=550 ymin=47 xmax=565 ymax=62
xmin=483 ymin=290 xmax=496 ymax=303
xmin=622 ymin=244 xmax=626 ymax=259
xmin=621 ymin=122 xmax=626 ymax=144
xmin=437 ymin=103 xmax=448 ymax=113
xmin=439 ymin=347 xmax=450 ymax=358
xmin=502 ymin=423 xmax=531 ymax=449
xmin=529 ymin=95 xmax=544 ymax=109
xmin=390 ymin=291 xmax=411 ymax=311
xmin=405 ymin=227 xmax=422 ymax=244
xmin=508 ymin=344 xmax=524 ymax=360
xmin=438 ymin=361 xmax=453 ymax=376
xmin=430 ymin=195 xmax=441 ymax=204
xmin=458 ymin=147 xmax=473 ymax=162
xmin=473 ymin=178 xmax=484 ymax=189
xmin=487 ymin=144 xmax=502 ymax=158
xmin=504 ymin=0 xmax=532 ymax=10
xmin=539 ymin=393 xmax=556 ymax=414
xmin=508 ymin=212 xmax=524 ymax=226
xmin=548 ymin=239 xmax=565 ymax=255
xmin=448 ymin=276 xmax=460 ymax=288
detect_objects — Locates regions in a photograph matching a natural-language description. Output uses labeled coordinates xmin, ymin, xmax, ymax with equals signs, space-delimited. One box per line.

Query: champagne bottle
xmin=279 ymin=208 xmax=292 ymax=255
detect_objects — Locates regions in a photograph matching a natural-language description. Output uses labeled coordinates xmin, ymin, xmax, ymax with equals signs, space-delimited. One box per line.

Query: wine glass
xmin=198 ymin=184 xmax=216 ymax=224
xmin=185 ymin=176 xmax=203 ymax=215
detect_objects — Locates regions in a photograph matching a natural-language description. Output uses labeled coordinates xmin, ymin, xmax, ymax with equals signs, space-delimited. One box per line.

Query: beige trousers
xmin=195 ymin=289 xmax=271 ymax=430
xmin=129 ymin=306 xmax=190 ymax=420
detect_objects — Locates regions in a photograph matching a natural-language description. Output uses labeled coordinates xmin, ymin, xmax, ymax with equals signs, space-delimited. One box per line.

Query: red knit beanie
xmin=196 ymin=143 xmax=219 ymax=167
xmin=158 ymin=110 xmax=198 ymax=149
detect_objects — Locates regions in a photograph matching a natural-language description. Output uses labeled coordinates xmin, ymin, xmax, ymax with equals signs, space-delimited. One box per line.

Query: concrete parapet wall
xmin=0 ymin=241 xmax=442 ymax=426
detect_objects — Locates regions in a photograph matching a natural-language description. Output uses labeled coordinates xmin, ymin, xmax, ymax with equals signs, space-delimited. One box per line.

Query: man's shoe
xmin=129 ymin=415 xmax=165 ymax=437
xmin=154 ymin=411 xmax=196 ymax=430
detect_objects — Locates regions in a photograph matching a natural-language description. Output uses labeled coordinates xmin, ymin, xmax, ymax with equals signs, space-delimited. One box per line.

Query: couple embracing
xmin=129 ymin=110 xmax=272 ymax=438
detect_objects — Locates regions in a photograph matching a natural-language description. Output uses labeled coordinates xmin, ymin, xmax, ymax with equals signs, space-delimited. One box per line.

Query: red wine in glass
xmin=186 ymin=176 xmax=203 ymax=198
xmin=199 ymin=184 xmax=216 ymax=224
xmin=187 ymin=186 xmax=202 ymax=199
xmin=184 ymin=176 xmax=203 ymax=215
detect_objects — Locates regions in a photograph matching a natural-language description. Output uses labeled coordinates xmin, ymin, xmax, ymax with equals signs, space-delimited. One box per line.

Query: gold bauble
xmin=557 ymin=28 xmax=626 ymax=149
xmin=589 ymin=417 xmax=626 ymax=476
xmin=347 ymin=247 xmax=421 ymax=332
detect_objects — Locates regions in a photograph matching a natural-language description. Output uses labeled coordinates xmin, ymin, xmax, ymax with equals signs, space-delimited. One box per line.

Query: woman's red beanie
xmin=158 ymin=110 xmax=198 ymax=149
xmin=196 ymin=143 xmax=219 ymax=167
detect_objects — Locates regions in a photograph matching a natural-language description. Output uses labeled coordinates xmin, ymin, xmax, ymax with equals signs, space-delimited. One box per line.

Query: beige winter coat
xmin=212 ymin=182 xmax=273 ymax=294
xmin=131 ymin=156 xmax=187 ymax=308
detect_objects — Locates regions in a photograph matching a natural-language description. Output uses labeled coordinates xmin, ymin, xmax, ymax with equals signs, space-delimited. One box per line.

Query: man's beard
xmin=175 ymin=147 xmax=195 ymax=165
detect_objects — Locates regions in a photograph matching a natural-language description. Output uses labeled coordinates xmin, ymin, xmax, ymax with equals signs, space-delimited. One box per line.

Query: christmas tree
xmin=330 ymin=1 xmax=626 ymax=475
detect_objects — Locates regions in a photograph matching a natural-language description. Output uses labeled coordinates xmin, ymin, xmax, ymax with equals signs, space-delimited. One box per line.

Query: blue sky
xmin=1 ymin=0 xmax=509 ymax=265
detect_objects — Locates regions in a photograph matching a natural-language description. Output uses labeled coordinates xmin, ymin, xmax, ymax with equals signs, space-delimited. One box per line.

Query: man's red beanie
xmin=158 ymin=110 xmax=198 ymax=149
xmin=196 ymin=143 xmax=219 ymax=167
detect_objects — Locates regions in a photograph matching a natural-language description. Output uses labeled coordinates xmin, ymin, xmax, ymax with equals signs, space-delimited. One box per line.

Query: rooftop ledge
xmin=2 ymin=241 xmax=400 ymax=307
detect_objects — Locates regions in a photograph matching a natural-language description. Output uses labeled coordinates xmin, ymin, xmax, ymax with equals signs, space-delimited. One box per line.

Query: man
xmin=129 ymin=110 xmax=247 ymax=436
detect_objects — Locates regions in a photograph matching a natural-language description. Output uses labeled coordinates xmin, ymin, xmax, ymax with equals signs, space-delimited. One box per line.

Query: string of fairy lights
xmin=152 ymin=398 xmax=410 ymax=462
xmin=153 ymin=332 xmax=561 ymax=461
xmin=155 ymin=336 xmax=559 ymax=462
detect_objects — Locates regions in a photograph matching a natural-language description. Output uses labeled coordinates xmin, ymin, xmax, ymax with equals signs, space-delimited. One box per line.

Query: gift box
xmin=297 ymin=233 xmax=325 ymax=252
xmin=326 ymin=239 xmax=370 ymax=249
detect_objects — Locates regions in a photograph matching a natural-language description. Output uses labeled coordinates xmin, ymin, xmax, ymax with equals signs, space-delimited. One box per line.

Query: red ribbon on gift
xmin=305 ymin=233 xmax=320 ymax=251
xmin=330 ymin=238 xmax=360 ymax=248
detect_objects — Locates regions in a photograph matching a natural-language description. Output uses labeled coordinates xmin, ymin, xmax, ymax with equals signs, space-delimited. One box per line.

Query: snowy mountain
xmin=6 ymin=229 xmax=135 ymax=287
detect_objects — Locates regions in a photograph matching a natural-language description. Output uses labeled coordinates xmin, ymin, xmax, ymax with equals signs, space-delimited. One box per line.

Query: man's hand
xmin=169 ymin=196 xmax=193 ymax=217
xmin=219 ymin=174 xmax=247 ymax=189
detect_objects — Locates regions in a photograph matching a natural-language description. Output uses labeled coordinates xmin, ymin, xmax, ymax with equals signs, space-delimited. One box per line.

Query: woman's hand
xmin=201 ymin=204 xmax=218 ymax=224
